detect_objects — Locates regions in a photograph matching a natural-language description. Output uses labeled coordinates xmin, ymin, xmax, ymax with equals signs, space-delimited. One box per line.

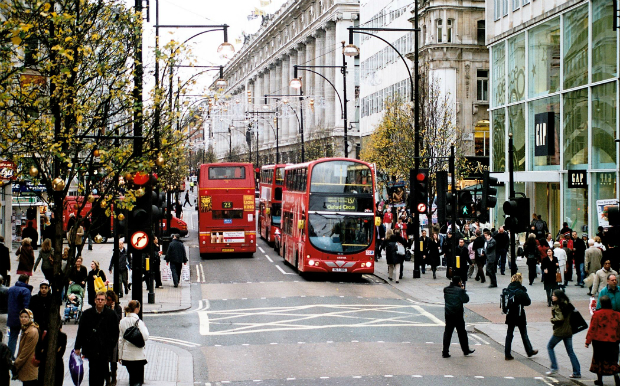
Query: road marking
xmin=470 ymin=334 xmax=490 ymax=345
xmin=504 ymin=377 xmax=515 ymax=379
xmin=149 ymin=336 xmax=201 ymax=348
xmin=413 ymin=305 xmax=445 ymax=326
xmin=265 ymin=254 xmax=273 ymax=262
xmin=475 ymin=376 xmax=484 ymax=379
xmin=444 ymin=375 xmax=454 ymax=378
xmin=194 ymin=265 xmax=200 ymax=282
xmin=259 ymin=247 xmax=265 ymax=253
xmin=275 ymin=265 xmax=295 ymax=275
xmin=198 ymin=299 xmax=211 ymax=335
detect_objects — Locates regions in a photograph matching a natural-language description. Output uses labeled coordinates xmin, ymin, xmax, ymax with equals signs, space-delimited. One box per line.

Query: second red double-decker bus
xmin=258 ymin=164 xmax=287 ymax=247
xmin=198 ymin=163 xmax=257 ymax=258
xmin=280 ymin=158 xmax=376 ymax=274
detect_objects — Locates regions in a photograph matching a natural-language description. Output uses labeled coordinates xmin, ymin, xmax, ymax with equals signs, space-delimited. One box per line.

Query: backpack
xmin=535 ymin=220 xmax=545 ymax=233
xmin=500 ymin=287 xmax=521 ymax=315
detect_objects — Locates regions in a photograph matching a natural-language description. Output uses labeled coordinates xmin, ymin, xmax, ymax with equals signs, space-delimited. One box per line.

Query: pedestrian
xmin=175 ymin=200 xmax=182 ymax=219
xmin=572 ymin=232 xmax=586 ymax=284
xmin=547 ymin=290 xmax=581 ymax=378
xmin=586 ymin=241 xmax=604 ymax=292
xmin=494 ymin=227 xmax=509 ymax=275
xmin=152 ymin=237 xmax=163 ymax=289
xmin=69 ymin=256 xmax=87 ymax=289
xmin=504 ymin=273 xmax=539 ymax=360
xmin=384 ymin=229 xmax=398 ymax=283
xmin=14 ymin=309 xmax=39 ymax=385
xmin=28 ymin=281 xmax=51 ymax=333
xmin=7 ymin=275 xmax=33 ymax=356
xmin=0 ymin=331 xmax=12 ymax=386
xmin=442 ymin=275 xmax=475 ymax=358
xmin=34 ymin=316 xmax=66 ymax=386
xmin=473 ymin=230 xmax=486 ymax=283
xmin=553 ymin=241 xmax=567 ymax=288
xmin=109 ymin=240 xmax=130 ymax=296
xmin=21 ymin=222 xmax=38 ymax=251
xmin=559 ymin=222 xmax=572 ymax=238
xmin=74 ymin=291 xmax=119 ymax=386
xmin=523 ymin=234 xmax=539 ymax=285
xmin=16 ymin=238 xmax=35 ymax=277
xmin=596 ymin=273 xmax=620 ymax=312
xmin=592 ymin=261 xmax=619 ymax=299
xmin=374 ymin=216 xmax=386 ymax=262
xmin=454 ymin=239 xmax=470 ymax=288
xmin=87 ymin=260 xmax=107 ymax=307
xmin=546 ymin=233 xmax=554 ymax=249
xmin=428 ymin=233 xmax=441 ymax=280
xmin=164 ymin=234 xmax=187 ymax=288
xmin=118 ymin=300 xmax=149 ymax=386
xmin=419 ymin=230 xmax=430 ymax=275
xmin=393 ymin=229 xmax=406 ymax=281
xmin=33 ymin=239 xmax=54 ymax=284
xmin=467 ymin=235 xmax=476 ymax=279
xmin=106 ymin=290 xmax=122 ymax=386
xmin=183 ymin=191 xmax=191 ymax=207
xmin=443 ymin=231 xmax=455 ymax=276
xmin=542 ymin=248 xmax=560 ymax=307
xmin=0 ymin=237 xmax=10 ymax=286
xmin=585 ymin=295 xmax=620 ymax=385
xmin=482 ymin=230 xmax=498 ymax=288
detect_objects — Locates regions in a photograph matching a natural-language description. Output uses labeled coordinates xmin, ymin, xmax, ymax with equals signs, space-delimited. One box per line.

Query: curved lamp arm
xmin=296 ymin=67 xmax=344 ymax=119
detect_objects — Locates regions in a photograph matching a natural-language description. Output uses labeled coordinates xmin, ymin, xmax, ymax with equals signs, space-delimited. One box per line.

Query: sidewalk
xmin=373 ymin=254 xmax=596 ymax=384
xmin=3 ymin=240 xmax=193 ymax=385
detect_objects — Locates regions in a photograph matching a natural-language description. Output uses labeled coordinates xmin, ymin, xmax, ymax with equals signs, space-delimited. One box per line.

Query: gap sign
xmin=568 ymin=170 xmax=587 ymax=189
xmin=534 ymin=112 xmax=555 ymax=156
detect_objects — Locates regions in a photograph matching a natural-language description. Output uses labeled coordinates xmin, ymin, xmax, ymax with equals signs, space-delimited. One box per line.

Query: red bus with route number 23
xmin=280 ymin=158 xmax=376 ymax=274
xmin=198 ymin=163 xmax=257 ymax=258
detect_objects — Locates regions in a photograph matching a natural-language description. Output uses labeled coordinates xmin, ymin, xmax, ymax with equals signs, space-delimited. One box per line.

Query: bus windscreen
xmin=209 ymin=166 xmax=246 ymax=180
xmin=310 ymin=161 xmax=373 ymax=194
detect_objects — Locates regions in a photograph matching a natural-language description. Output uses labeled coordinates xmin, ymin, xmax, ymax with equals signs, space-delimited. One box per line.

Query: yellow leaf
xmin=11 ymin=36 xmax=22 ymax=45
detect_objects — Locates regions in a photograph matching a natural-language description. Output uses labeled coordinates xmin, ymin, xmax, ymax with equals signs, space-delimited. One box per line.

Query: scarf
xmin=20 ymin=309 xmax=40 ymax=332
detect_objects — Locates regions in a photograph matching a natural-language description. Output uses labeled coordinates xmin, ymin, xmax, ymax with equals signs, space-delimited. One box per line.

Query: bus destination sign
xmin=310 ymin=196 xmax=358 ymax=212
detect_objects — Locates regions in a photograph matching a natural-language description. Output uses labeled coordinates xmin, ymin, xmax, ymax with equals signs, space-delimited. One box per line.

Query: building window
xmin=437 ymin=19 xmax=443 ymax=43
xmin=24 ymin=38 xmax=38 ymax=67
xmin=447 ymin=19 xmax=453 ymax=43
xmin=477 ymin=70 xmax=489 ymax=101
xmin=477 ymin=21 xmax=485 ymax=45
xmin=523 ymin=0 xmax=530 ymax=4
xmin=564 ymin=5 xmax=589 ymax=89
xmin=494 ymin=0 xmax=501 ymax=20
xmin=512 ymin=0 xmax=520 ymax=11
xmin=503 ymin=0 xmax=509 ymax=16
xmin=475 ymin=121 xmax=490 ymax=157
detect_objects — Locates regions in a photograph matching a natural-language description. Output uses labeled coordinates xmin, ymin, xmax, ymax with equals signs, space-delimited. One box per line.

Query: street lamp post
xmin=246 ymin=110 xmax=279 ymax=164
xmin=344 ymin=12 xmax=421 ymax=277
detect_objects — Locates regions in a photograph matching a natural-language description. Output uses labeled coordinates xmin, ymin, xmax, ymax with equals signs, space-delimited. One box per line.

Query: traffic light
xmin=503 ymin=197 xmax=530 ymax=233
xmin=436 ymin=171 xmax=448 ymax=224
xmin=481 ymin=171 xmax=499 ymax=210
xmin=446 ymin=192 xmax=456 ymax=219
xmin=458 ymin=190 xmax=474 ymax=218
xmin=410 ymin=168 xmax=429 ymax=214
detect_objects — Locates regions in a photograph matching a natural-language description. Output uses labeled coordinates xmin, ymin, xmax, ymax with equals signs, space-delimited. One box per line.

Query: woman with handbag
xmin=16 ymin=238 xmax=34 ymax=277
xmin=585 ymin=295 xmax=620 ymax=385
xmin=33 ymin=238 xmax=54 ymax=284
xmin=523 ymin=235 xmax=539 ymax=285
xmin=553 ymin=241 xmax=568 ymax=288
xmin=547 ymin=290 xmax=581 ymax=378
xmin=119 ymin=300 xmax=149 ymax=386
xmin=429 ymin=233 xmax=441 ymax=279
xmin=541 ymin=248 xmax=560 ymax=307
xmin=87 ymin=260 xmax=107 ymax=307
xmin=14 ymin=309 xmax=39 ymax=385
xmin=384 ymin=230 xmax=399 ymax=283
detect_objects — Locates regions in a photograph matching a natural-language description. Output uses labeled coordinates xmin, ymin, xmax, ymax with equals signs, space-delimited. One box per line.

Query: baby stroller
xmin=64 ymin=283 xmax=84 ymax=324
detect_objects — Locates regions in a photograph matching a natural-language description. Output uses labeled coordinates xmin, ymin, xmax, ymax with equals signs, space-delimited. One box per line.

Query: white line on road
xmin=199 ymin=263 xmax=206 ymax=282
xmin=198 ymin=299 xmax=210 ymax=335
xmin=265 ymin=254 xmax=273 ymax=263
xmin=275 ymin=264 xmax=295 ymax=275
xmin=149 ymin=336 xmax=200 ymax=347
xmin=470 ymin=334 xmax=490 ymax=345
xmin=413 ymin=305 xmax=445 ymax=326
xmin=259 ymin=247 xmax=265 ymax=253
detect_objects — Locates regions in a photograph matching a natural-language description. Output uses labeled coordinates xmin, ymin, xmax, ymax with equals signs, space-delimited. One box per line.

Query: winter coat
xmin=7 ymin=281 xmax=32 ymax=328
xmin=484 ymin=237 xmax=497 ymax=265
xmin=109 ymin=248 xmax=130 ymax=272
xmin=0 ymin=343 xmax=11 ymax=386
xmin=118 ymin=313 xmax=149 ymax=362
xmin=385 ymin=238 xmax=399 ymax=265
xmin=87 ymin=269 xmax=107 ymax=305
xmin=597 ymin=285 xmax=620 ymax=312
xmin=428 ymin=238 xmax=441 ymax=267
xmin=444 ymin=282 xmax=469 ymax=319
xmin=21 ymin=226 xmax=38 ymax=249
xmin=586 ymin=308 xmax=620 ymax=345
xmin=0 ymin=243 xmax=10 ymax=276
xmin=553 ymin=247 xmax=567 ymax=268
xmin=572 ymin=237 xmax=587 ymax=263
xmin=473 ymin=236 xmax=486 ymax=265
xmin=68 ymin=265 xmax=88 ymax=288
xmin=504 ymin=281 xmax=531 ymax=325
xmin=34 ymin=248 xmax=54 ymax=272
xmin=74 ymin=306 xmax=119 ymax=360
xmin=454 ymin=245 xmax=470 ymax=280
xmin=494 ymin=231 xmax=509 ymax=251
xmin=165 ymin=239 xmax=187 ymax=264
xmin=67 ymin=225 xmax=84 ymax=246
xmin=29 ymin=293 xmax=52 ymax=331
xmin=541 ymin=255 xmax=559 ymax=287
xmin=585 ymin=246 xmax=603 ymax=274
xmin=551 ymin=301 xmax=575 ymax=338
xmin=16 ymin=245 xmax=34 ymax=274
xmin=592 ymin=268 xmax=619 ymax=297
xmin=15 ymin=324 xmax=39 ymax=381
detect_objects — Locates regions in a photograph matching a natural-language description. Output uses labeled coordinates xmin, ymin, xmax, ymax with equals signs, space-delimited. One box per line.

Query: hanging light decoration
xmin=29 ymin=166 xmax=38 ymax=177
xmin=52 ymin=178 xmax=65 ymax=191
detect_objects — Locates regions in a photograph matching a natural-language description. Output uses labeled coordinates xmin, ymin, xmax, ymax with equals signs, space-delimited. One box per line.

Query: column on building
xmin=280 ymin=54 xmax=290 ymax=147
xmin=324 ymin=21 xmax=336 ymax=130
xmin=296 ymin=44 xmax=306 ymax=153
xmin=305 ymin=36 xmax=316 ymax=133
xmin=259 ymin=70 xmax=268 ymax=149
xmin=314 ymin=28 xmax=325 ymax=129
xmin=288 ymin=47 xmax=299 ymax=144
xmin=269 ymin=62 xmax=278 ymax=146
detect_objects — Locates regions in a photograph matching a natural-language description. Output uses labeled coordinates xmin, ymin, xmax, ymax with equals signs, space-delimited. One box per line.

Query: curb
xmin=143 ymin=304 xmax=193 ymax=314
xmin=372 ymin=268 xmax=444 ymax=306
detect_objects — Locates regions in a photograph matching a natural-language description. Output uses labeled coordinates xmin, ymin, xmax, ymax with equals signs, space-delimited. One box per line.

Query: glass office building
xmin=489 ymin=0 xmax=618 ymax=235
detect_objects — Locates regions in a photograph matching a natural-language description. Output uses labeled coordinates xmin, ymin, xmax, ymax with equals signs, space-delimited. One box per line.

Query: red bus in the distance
xmin=258 ymin=164 xmax=287 ymax=248
xmin=280 ymin=158 xmax=376 ymax=274
xmin=198 ymin=163 xmax=257 ymax=258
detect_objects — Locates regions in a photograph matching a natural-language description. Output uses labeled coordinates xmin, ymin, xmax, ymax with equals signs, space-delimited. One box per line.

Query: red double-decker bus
xmin=280 ymin=158 xmax=376 ymax=274
xmin=258 ymin=164 xmax=287 ymax=247
xmin=198 ymin=163 xmax=257 ymax=258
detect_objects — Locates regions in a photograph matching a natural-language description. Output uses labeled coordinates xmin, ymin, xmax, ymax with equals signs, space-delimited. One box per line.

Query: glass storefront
xmin=508 ymin=33 xmax=526 ymax=103
xmin=592 ymin=0 xmax=617 ymax=82
xmin=528 ymin=19 xmax=560 ymax=99
xmin=492 ymin=42 xmax=506 ymax=107
xmin=508 ymin=103 xmax=526 ymax=171
xmin=591 ymin=172 xmax=617 ymax=230
xmin=529 ymin=96 xmax=560 ymax=169
xmin=592 ymin=82 xmax=617 ymax=169
xmin=563 ymin=5 xmax=589 ymax=90
xmin=563 ymin=88 xmax=589 ymax=169
xmin=492 ymin=110 xmax=506 ymax=172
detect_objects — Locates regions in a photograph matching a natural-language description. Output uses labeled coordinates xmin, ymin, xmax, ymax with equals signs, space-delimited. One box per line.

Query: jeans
xmin=547 ymin=335 xmax=580 ymax=375
xmin=576 ymin=262 xmax=584 ymax=285
xmin=124 ymin=360 xmax=145 ymax=385
xmin=170 ymin=263 xmax=182 ymax=287
xmin=7 ymin=325 xmax=20 ymax=358
xmin=498 ymin=249 xmax=508 ymax=274
xmin=506 ymin=322 xmax=534 ymax=356
xmin=443 ymin=316 xmax=470 ymax=355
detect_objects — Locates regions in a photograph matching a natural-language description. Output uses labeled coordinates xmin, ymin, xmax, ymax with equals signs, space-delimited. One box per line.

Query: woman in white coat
xmin=119 ymin=300 xmax=149 ymax=386
xmin=553 ymin=241 xmax=567 ymax=288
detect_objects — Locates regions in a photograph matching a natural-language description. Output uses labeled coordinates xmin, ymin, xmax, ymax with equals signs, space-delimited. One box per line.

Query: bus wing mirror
xmin=297 ymin=220 xmax=305 ymax=230
xmin=375 ymin=216 xmax=382 ymax=226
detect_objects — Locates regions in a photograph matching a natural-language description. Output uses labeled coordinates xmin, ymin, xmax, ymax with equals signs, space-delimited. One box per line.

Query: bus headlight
xmin=308 ymin=260 xmax=315 ymax=266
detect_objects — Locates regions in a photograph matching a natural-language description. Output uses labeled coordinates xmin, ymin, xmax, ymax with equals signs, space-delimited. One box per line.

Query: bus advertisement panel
xmin=258 ymin=164 xmax=287 ymax=246
xmin=280 ymin=158 xmax=376 ymax=274
xmin=198 ymin=163 xmax=257 ymax=257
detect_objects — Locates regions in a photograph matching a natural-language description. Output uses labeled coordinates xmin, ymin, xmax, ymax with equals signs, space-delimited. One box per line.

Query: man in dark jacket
xmin=0 ymin=237 xmax=9 ymax=286
xmin=0 ymin=276 xmax=8 ymax=314
xmin=494 ymin=227 xmax=510 ymax=275
xmin=454 ymin=239 xmax=470 ymax=288
xmin=21 ymin=221 xmax=38 ymax=250
xmin=165 ymin=234 xmax=188 ymax=287
xmin=74 ymin=291 xmax=119 ymax=386
xmin=443 ymin=231 xmax=455 ymax=277
xmin=419 ymin=230 xmax=430 ymax=274
xmin=375 ymin=218 xmax=386 ymax=262
xmin=504 ymin=273 xmax=538 ymax=360
xmin=473 ymin=230 xmax=486 ymax=283
xmin=108 ymin=240 xmax=130 ymax=295
xmin=6 ymin=275 xmax=32 ymax=356
xmin=483 ymin=230 xmax=498 ymax=287
xmin=571 ymin=231 xmax=586 ymax=285
xmin=442 ymin=275 xmax=474 ymax=358
xmin=28 ymin=281 xmax=52 ymax=332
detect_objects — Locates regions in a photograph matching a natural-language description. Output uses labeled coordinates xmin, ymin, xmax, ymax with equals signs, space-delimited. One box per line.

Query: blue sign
xmin=12 ymin=182 xmax=47 ymax=193
xmin=224 ymin=219 xmax=233 ymax=224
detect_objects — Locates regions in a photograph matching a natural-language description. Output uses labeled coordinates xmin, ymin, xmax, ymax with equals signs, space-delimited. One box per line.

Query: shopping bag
xmin=584 ymin=273 xmax=595 ymax=288
xmin=589 ymin=296 xmax=597 ymax=315
xmin=94 ymin=276 xmax=105 ymax=293
xmin=127 ymin=267 xmax=133 ymax=284
xmin=570 ymin=309 xmax=588 ymax=334
xmin=69 ymin=350 xmax=84 ymax=386
xmin=181 ymin=264 xmax=190 ymax=281
xmin=161 ymin=264 xmax=172 ymax=281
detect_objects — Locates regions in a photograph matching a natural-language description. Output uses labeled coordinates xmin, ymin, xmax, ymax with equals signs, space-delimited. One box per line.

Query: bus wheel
xmin=200 ymin=253 xmax=208 ymax=260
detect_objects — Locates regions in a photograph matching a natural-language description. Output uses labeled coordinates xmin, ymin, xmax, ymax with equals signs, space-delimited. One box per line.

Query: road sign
xmin=131 ymin=230 xmax=149 ymax=250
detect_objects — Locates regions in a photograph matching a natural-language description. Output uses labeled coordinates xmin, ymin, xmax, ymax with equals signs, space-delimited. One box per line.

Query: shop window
xmin=474 ymin=120 xmax=490 ymax=157
xmin=591 ymin=172 xmax=617 ymax=231
xmin=563 ymin=177 xmax=588 ymax=236
xmin=528 ymin=18 xmax=560 ymax=98
xmin=592 ymin=83 xmax=617 ymax=169
xmin=492 ymin=42 xmax=506 ymax=107
xmin=492 ymin=109 xmax=506 ymax=172
xmin=437 ymin=19 xmax=443 ymax=43
xmin=563 ymin=5 xmax=589 ymax=89
xmin=592 ymin=0 xmax=618 ymax=82
xmin=508 ymin=103 xmax=526 ymax=171
xmin=563 ymin=89 xmax=589 ymax=168
xmin=529 ymin=96 xmax=560 ymax=169
xmin=508 ymin=33 xmax=525 ymax=103
xmin=477 ymin=69 xmax=489 ymax=101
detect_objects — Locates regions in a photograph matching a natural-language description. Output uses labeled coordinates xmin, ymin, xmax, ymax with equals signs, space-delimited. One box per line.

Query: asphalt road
xmin=144 ymin=196 xmax=573 ymax=386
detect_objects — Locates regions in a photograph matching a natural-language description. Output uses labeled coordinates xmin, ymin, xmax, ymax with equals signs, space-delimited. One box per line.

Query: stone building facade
xmin=209 ymin=0 xmax=360 ymax=164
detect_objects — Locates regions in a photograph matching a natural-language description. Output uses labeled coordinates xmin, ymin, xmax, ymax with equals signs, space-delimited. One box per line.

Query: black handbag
xmin=570 ymin=309 xmax=588 ymax=334
xmin=123 ymin=320 xmax=145 ymax=348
